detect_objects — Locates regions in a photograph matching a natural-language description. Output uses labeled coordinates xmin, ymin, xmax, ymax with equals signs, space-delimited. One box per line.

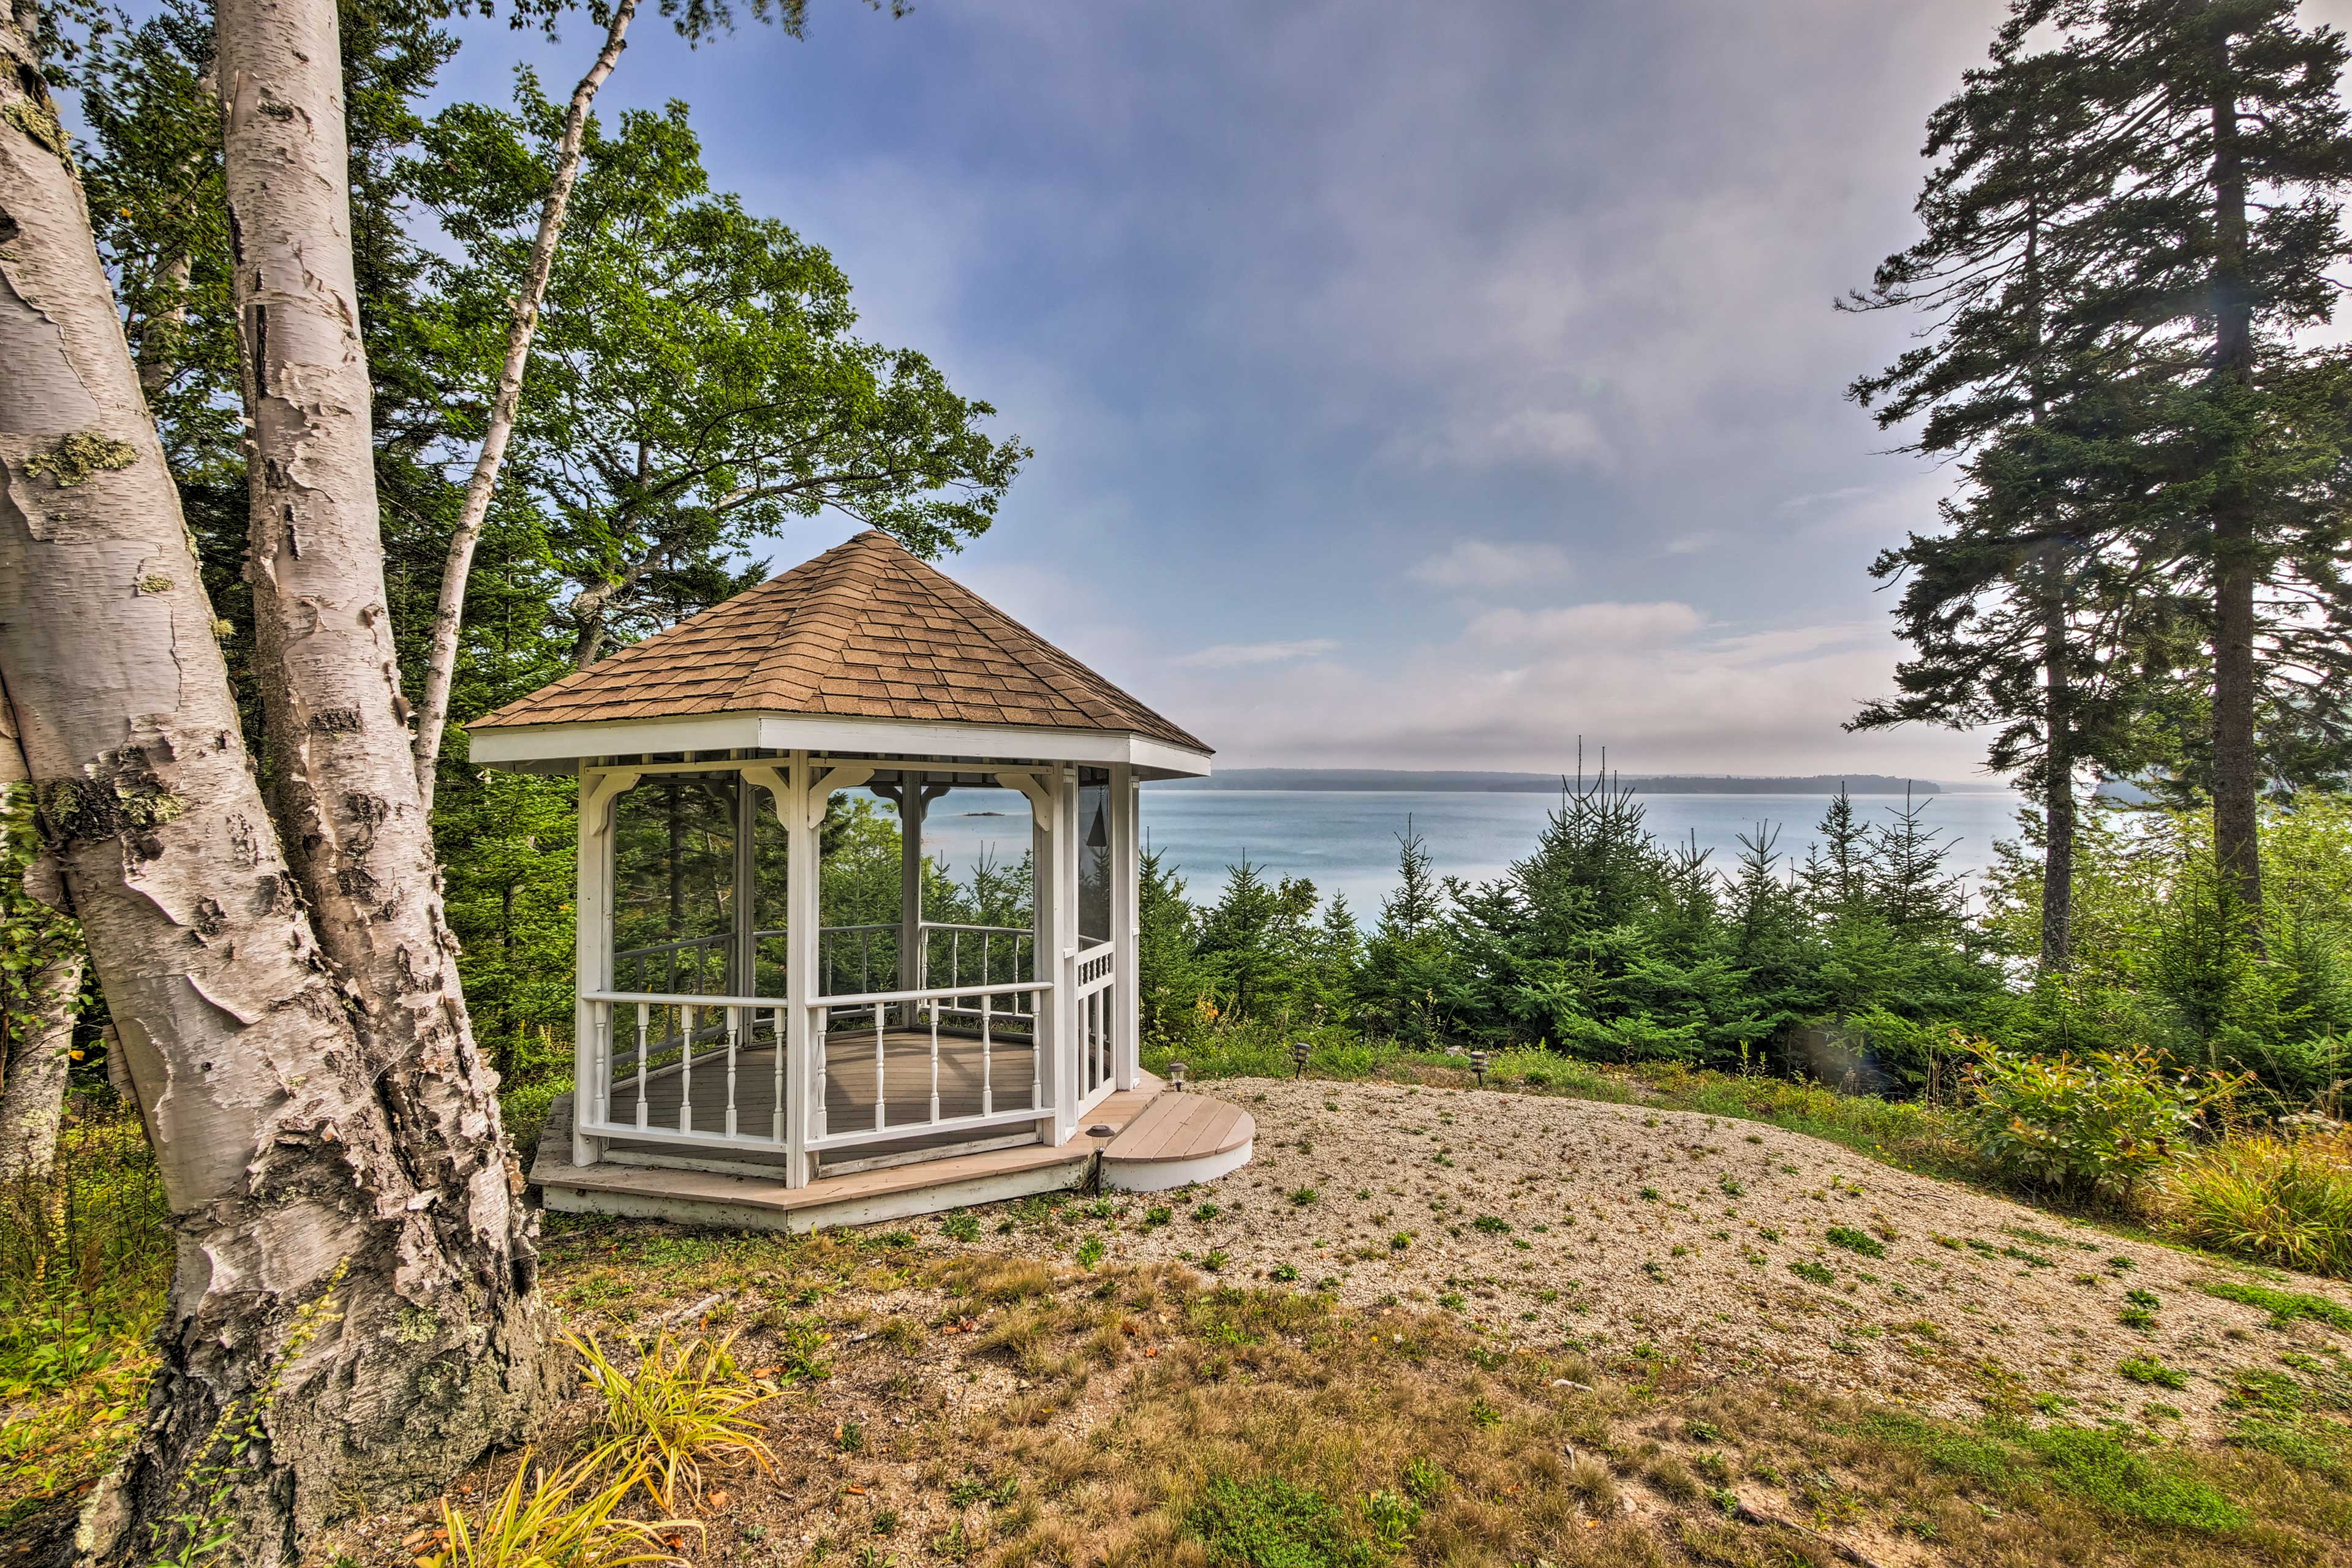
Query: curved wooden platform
xmin=1099 ymin=1091 xmax=1254 ymax=1192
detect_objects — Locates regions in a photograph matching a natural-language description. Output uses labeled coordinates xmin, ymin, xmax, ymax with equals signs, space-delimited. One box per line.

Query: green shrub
xmin=1958 ymin=1041 xmax=2234 ymax=1200
xmin=2162 ymin=1127 xmax=2352 ymax=1278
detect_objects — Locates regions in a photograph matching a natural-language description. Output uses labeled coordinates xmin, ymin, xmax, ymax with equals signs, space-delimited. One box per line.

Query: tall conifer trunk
xmin=2040 ymin=553 xmax=2075 ymax=972
xmin=2205 ymin=37 xmax=2263 ymax=928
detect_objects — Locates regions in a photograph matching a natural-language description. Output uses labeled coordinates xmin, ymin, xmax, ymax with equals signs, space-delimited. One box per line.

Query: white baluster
xmin=873 ymin=1002 xmax=887 ymax=1131
xmin=770 ymin=1005 xmax=786 ymax=1144
xmin=634 ymin=1001 xmax=649 ymax=1129
xmin=929 ymin=998 xmax=941 ymax=1123
xmin=725 ymin=1005 xmax=740 ymax=1139
xmin=679 ymin=1002 xmax=695 ymax=1135
xmin=981 ymin=992 xmax=993 ymax=1117
xmin=814 ymin=1006 xmax=829 ymax=1140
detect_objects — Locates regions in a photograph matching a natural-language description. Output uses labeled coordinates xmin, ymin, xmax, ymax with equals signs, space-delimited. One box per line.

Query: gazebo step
xmin=529 ymin=1076 xmax=1185 ymax=1232
xmin=1099 ymin=1091 xmax=1254 ymax=1193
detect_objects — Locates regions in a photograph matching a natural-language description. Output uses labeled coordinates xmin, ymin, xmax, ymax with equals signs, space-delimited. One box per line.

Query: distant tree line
xmin=1135 ymin=778 xmax=2352 ymax=1110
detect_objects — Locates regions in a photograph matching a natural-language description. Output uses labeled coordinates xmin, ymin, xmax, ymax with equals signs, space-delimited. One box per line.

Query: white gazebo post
xmin=1028 ymin=764 xmax=1079 ymax=1146
xmin=783 ymin=749 xmax=818 ymax=1188
xmin=1111 ymin=763 xmax=1141 ymax=1091
xmin=572 ymin=764 xmax=639 ymax=1167
xmin=898 ymin=771 xmax=925 ymax=1020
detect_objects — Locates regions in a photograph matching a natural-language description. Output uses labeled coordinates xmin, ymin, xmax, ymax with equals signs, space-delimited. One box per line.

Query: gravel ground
xmin=985 ymin=1076 xmax=2352 ymax=1439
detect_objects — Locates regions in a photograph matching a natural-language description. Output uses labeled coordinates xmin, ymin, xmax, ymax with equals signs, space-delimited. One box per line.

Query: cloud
xmin=1408 ymin=539 xmax=1575 ymax=592
xmin=1466 ymin=601 xmax=1706 ymax=649
xmin=1175 ymin=638 xmax=1341 ymax=669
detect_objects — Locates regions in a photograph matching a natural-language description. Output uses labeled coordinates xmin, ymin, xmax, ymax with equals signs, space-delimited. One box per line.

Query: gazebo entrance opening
xmin=578 ymin=756 xmax=1126 ymax=1183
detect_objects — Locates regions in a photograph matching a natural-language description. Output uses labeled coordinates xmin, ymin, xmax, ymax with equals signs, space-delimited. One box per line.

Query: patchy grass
xmin=290 ymin=1213 xmax=2352 ymax=1568
xmin=2201 ymin=1278 xmax=2352 ymax=1332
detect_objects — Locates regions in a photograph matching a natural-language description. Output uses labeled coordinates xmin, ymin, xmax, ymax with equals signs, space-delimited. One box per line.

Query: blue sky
xmin=419 ymin=1 xmax=2350 ymax=780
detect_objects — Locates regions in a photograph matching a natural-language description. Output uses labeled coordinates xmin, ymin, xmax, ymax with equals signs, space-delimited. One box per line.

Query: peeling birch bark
xmin=412 ymin=0 xmax=638 ymax=810
xmin=211 ymin=2 xmax=557 ymax=1526
xmin=0 ymin=5 xmax=551 ymax=1562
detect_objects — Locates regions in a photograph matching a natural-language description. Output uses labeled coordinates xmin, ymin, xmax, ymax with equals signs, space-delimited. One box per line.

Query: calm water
xmin=920 ymin=788 xmax=2027 ymax=916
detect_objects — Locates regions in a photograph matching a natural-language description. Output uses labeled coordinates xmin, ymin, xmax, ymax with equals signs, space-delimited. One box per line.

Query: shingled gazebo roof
xmin=472 ymin=530 xmax=1208 ymax=758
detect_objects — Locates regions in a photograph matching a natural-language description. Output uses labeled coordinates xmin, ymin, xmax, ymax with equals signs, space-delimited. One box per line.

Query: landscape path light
xmin=1291 ymin=1039 xmax=1311 ymax=1077
xmin=1470 ymin=1049 xmax=1489 ymax=1087
xmin=1169 ymin=1061 xmax=1189 ymax=1093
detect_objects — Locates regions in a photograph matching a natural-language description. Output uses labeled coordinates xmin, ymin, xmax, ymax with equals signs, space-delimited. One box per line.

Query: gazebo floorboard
xmin=530 ymin=1071 xmax=1197 ymax=1232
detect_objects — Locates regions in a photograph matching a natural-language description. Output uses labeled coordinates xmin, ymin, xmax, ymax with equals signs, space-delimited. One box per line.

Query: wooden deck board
xmin=534 ymin=1072 xmax=1175 ymax=1227
xmin=1102 ymin=1093 xmax=1252 ymax=1165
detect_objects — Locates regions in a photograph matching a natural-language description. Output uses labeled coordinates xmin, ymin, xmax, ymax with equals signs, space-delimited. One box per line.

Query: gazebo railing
xmin=615 ymin=920 xmax=1038 ymax=1009
xmin=578 ymin=991 xmax=791 ymax=1152
xmin=1074 ymin=940 xmax=1117 ymax=1112
xmin=807 ymin=976 xmax=1055 ymax=1153
xmin=589 ymin=925 xmax=1102 ymax=1163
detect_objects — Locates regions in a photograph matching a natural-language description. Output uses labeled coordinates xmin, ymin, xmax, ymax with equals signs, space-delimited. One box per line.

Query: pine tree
xmin=1798 ymin=789 xmax=1872 ymax=916
xmin=2059 ymin=0 xmax=2352 ymax=925
xmin=1362 ymin=823 xmax=1452 ymax=1044
xmin=1843 ymin=7 xmax=2153 ymax=973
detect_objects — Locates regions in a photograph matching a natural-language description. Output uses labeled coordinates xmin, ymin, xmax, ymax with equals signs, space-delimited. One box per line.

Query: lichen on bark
xmin=23 ymin=431 xmax=138 ymax=487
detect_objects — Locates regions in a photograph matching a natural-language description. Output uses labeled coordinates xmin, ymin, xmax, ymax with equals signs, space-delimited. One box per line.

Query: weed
xmin=1183 ymin=1474 xmax=1382 ymax=1568
xmin=1790 ymin=1259 xmax=1835 ymax=1286
xmin=1825 ymin=1226 xmax=1885 ymax=1259
xmin=1470 ymin=1215 xmax=1511 ymax=1235
xmin=2118 ymin=1354 xmax=2189 ymax=1390
xmin=1288 ymin=1187 xmax=1320 ymax=1207
xmin=939 ymin=1212 xmax=981 ymax=1244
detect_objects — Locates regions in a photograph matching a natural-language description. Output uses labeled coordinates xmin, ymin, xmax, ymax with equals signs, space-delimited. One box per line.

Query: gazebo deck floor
xmin=596 ymin=1033 xmax=1046 ymax=1172
xmin=532 ymin=1071 xmax=1187 ymax=1232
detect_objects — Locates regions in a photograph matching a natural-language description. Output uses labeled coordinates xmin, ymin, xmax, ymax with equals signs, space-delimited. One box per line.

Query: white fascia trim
xmin=469 ymin=712 xmax=1215 ymax=778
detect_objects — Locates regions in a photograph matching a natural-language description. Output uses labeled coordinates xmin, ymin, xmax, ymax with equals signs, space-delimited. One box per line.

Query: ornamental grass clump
xmin=569 ymin=1330 xmax=779 ymax=1509
xmin=2162 ymin=1126 xmax=2352 ymax=1279
xmin=426 ymin=1450 xmax=688 ymax=1568
xmin=1957 ymin=1041 xmax=2239 ymax=1204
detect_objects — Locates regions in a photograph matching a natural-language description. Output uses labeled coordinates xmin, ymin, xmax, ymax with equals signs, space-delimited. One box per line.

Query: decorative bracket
xmin=739 ymin=764 xmax=791 ymax=826
xmin=805 ymin=763 xmax=875 ymax=830
xmin=579 ymin=769 xmax=643 ymax=837
xmin=994 ymin=770 xmax=1053 ymax=829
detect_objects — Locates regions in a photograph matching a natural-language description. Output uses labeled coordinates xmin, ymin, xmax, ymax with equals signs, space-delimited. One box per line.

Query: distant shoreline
xmin=1151 ymin=767 xmax=2005 ymax=796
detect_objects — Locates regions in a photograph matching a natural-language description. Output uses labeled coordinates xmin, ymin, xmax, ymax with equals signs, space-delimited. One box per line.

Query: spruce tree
xmin=1844 ymin=7 xmax=2148 ymax=972
xmin=2060 ymin=0 xmax=2352 ymax=925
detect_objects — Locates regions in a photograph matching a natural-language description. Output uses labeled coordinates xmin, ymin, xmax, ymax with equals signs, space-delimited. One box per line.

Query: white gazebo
xmin=470 ymin=530 xmax=1253 ymax=1230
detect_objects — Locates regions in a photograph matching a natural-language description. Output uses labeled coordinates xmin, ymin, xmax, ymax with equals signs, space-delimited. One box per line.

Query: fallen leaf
xmin=843 ymin=1483 xmax=867 ymax=1495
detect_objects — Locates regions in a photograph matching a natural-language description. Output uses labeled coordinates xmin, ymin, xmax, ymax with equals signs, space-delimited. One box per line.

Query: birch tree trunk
xmin=412 ymin=0 xmax=638 ymax=810
xmin=0 ymin=673 xmax=84 ymax=1184
xmin=0 ymin=5 xmax=551 ymax=1562
xmin=214 ymin=0 xmax=556 ymax=1466
xmin=0 ymin=949 xmax=81 ymax=1183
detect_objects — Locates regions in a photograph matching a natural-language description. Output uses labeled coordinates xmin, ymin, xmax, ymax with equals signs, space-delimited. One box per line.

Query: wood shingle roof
xmin=472 ymin=530 xmax=1208 ymax=752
